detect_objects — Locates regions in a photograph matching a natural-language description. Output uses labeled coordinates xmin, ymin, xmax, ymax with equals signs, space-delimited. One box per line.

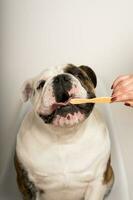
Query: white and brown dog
xmin=15 ymin=64 xmax=114 ymax=200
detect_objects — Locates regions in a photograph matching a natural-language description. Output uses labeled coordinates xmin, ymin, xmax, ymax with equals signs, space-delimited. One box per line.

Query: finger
xmin=112 ymin=78 xmax=133 ymax=96
xmin=111 ymin=75 xmax=130 ymax=89
xmin=111 ymin=92 xmax=133 ymax=102
xmin=124 ymin=101 xmax=133 ymax=107
xmin=111 ymin=84 xmax=133 ymax=97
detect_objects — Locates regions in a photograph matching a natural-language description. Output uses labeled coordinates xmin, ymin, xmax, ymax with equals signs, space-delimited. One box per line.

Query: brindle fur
xmin=103 ymin=156 xmax=114 ymax=185
xmin=103 ymin=156 xmax=114 ymax=199
xmin=14 ymin=153 xmax=37 ymax=200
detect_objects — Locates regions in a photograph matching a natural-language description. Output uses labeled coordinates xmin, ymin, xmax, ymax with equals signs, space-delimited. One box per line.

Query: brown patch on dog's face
xmin=79 ymin=65 xmax=97 ymax=88
xmin=64 ymin=64 xmax=96 ymax=95
xmin=62 ymin=64 xmax=96 ymax=120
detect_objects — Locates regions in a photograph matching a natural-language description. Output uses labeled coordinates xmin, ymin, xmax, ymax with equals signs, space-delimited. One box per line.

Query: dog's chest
xmin=17 ymin=125 xmax=110 ymax=194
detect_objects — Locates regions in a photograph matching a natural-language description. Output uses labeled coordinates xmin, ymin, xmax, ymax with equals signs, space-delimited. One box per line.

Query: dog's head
xmin=21 ymin=64 xmax=97 ymax=127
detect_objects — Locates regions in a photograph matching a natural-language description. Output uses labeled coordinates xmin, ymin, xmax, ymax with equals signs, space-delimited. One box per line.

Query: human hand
xmin=111 ymin=75 xmax=133 ymax=107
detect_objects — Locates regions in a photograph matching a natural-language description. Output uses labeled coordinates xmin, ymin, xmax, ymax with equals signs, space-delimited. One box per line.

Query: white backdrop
xmin=1 ymin=0 xmax=133 ymax=199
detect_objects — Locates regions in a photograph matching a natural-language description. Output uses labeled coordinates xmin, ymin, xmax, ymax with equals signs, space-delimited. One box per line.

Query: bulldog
xmin=14 ymin=64 xmax=114 ymax=200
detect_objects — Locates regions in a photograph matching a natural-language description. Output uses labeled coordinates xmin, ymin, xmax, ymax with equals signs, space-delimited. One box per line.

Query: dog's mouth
xmin=39 ymin=93 xmax=95 ymax=127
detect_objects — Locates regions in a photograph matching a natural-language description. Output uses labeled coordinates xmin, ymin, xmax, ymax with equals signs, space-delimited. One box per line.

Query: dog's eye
xmin=37 ymin=80 xmax=46 ymax=90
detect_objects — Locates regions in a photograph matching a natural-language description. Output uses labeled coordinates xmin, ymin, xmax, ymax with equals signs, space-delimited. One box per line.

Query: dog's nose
xmin=54 ymin=74 xmax=71 ymax=84
xmin=59 ymin=91 xmax=70 ymax=103
xmin=53 ymin=74 xmax=72 ymax=103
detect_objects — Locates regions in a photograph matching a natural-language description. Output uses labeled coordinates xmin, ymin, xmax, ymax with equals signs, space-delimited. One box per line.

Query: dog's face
xmin=22 ymin=64 xmax=97 ymax=127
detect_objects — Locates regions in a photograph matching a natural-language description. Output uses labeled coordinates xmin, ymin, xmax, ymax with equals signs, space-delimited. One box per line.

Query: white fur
xmin=16 ymin=108 xmax=111 ymax=200
xmin=17 ymin=65 xmax=111 ymax=200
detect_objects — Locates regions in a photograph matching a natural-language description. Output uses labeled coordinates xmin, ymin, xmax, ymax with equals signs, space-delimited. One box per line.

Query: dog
xmin=14 ymin=64 xmax=114 ymax=200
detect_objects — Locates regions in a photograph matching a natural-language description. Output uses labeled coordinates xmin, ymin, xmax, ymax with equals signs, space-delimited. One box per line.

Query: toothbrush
xmin=70 ymin=97 xmax=111 ymax=104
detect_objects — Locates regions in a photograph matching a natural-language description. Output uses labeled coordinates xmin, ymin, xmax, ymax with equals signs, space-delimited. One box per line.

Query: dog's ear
xmin=79 ymin=65 xmax=97 ymax=88
xmin=21 ymin=79 xmax=34 ymax=102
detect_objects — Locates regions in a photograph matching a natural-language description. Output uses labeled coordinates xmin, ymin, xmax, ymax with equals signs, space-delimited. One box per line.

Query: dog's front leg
xmin=14 ymin=153 xmax=39 ymax=200
xmin=84 ymin=178 xmax=106 ymax=200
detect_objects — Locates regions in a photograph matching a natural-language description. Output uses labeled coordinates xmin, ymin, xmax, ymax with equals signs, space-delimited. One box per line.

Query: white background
xmin=1 ymin=0 xmax=133 ymax=199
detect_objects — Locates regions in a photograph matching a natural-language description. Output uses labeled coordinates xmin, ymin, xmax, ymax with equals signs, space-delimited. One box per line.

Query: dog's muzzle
xmin=39 ymin=74 xmax=95 ymax=126
xmin=53 ymin=74 xmax=72 ymax=103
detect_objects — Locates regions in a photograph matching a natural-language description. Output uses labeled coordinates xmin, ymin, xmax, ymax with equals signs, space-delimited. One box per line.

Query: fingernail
xmin=111 ymin=91 xmax=114 ymax=97
xmin=124 ymin=103 xmax=131 ymax=107
xmin=111 ymin=97 xmax=117 ymax=102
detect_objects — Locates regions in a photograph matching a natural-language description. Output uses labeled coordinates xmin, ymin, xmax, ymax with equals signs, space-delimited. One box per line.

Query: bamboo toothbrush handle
xmin=70 ymin=97 xmax=111 ymax=104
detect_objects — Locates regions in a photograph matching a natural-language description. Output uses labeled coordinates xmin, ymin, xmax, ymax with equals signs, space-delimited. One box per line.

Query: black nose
xmin=58 ymin=91 xmax=70 ymax=103
xmin=53 ymin=74 xmax=72 ymax=103
xmin=54 ymin=74 xmax=71 ymax=84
